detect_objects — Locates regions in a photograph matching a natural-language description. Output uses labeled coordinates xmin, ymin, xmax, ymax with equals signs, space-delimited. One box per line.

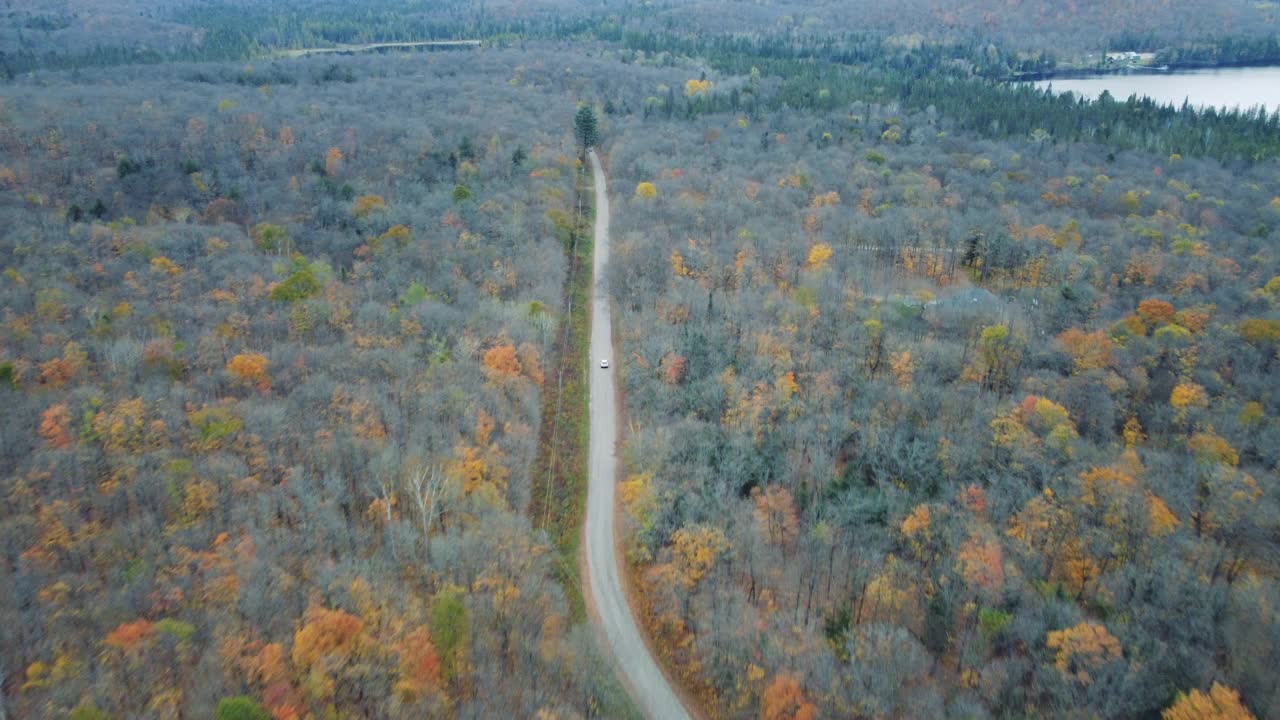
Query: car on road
xmin=600 ymin=358 xmax=609 ymax=369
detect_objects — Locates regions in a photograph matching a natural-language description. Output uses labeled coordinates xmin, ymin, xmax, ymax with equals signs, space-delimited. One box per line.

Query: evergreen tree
xmin=574 ymin=103 xmax=599 ymax=150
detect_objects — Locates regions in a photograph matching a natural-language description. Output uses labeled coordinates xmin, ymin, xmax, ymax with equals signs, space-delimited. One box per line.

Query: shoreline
xmin=1009 ymin=59 xmax=1280 ymax=83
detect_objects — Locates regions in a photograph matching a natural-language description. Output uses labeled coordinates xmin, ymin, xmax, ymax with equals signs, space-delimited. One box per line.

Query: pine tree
xmin=574 ymin=104 xmax=599 ymax=149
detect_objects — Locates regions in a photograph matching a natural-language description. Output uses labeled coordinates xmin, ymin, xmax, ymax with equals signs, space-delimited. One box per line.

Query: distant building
xmin=1105 ymin=51 xmax=1154 ymax=64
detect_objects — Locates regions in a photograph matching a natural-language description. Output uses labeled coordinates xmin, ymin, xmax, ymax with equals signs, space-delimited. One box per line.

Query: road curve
xmin=584 ymin=149 xmax=692 ymax=720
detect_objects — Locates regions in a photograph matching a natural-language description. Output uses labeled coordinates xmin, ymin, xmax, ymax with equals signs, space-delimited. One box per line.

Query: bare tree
xmin=404 ymin=464 xmax=450 ymax=566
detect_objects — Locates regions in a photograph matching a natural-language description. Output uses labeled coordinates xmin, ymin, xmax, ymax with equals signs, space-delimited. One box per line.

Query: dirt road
xmin=584 ymin=149 xmax=691 ymax=720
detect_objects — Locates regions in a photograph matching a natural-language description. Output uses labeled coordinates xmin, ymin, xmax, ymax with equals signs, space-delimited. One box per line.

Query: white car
xmin=600 ymin=358 xmax=609 ymax=369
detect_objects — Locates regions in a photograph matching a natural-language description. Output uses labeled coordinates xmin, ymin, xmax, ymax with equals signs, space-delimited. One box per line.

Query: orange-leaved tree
xmin=39 ymin=403 xmax=73 ymax=448
xmin=482 ymin=343 xmax=522 ymax=379
xmin=325 ymin=147 xmax=343 ymax=176
xmin=292 ymin=606 xmax=364 ymax=673
xmin=395 ymin=627 xmax=442 ymax=700
xmin=663 ymin=353 xmax=688 ymax=385
xmin=1056 ymin=328 xmax=1115 ymax=372
xmin=761 ymin=672 xmax=818 ymax=720
xmin=227 ymin=353 xmax=270 ymax=391
xmin=1137 ymin=298 xmax=1176 ymax=328
xmin=104 ymin=619 xmax=157 ymax=653
xmin=956 ymin=532 xmax=1004 ymax=596
xmin=890 ymin=350 xmax=914 ymax=389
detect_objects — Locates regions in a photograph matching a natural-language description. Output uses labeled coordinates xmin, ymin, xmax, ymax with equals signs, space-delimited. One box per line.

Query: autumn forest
xmin=1 ymin=1 xmax=1279 ymax=719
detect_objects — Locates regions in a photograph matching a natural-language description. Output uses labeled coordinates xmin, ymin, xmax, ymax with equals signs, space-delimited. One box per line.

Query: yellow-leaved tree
xmin=1162 ymin=683 xmax=1255 ymax=720
xmin=1046 ymin=621 xmax=1122 ymax=684
xmin=352 ymin=194 xmax=386 ymax=218
xmin=685 ymin=79 xmax=712 ymax=97
xmin=669 ymin=524 xmax=730 ymax=588
xmin=806 ymin=242 xmax=833 ymax=269
xmin=1170 ymin=383 xmax=1209 ymax=422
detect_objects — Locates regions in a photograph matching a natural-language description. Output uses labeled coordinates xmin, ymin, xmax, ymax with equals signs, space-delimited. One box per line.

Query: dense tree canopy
xmin=0 ymin=49 xmax=641 ymax=719
xmin=1 ymin=2 xmax=1279 ymax=718
xmin=603 ymin=50 xmax=1280 ymax=717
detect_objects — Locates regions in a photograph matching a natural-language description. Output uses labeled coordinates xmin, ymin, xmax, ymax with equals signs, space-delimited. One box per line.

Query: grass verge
xmin=530 ymin=157 xmax=594 ymax=622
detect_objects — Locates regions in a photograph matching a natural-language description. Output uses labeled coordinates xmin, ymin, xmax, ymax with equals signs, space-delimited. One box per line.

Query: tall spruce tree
xmin=574 ymin=103 xmax=599 ymax=150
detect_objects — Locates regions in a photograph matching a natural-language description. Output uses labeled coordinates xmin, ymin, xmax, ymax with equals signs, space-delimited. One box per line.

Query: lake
xmin=1031 ymin=66 xmax=1280 ymax=112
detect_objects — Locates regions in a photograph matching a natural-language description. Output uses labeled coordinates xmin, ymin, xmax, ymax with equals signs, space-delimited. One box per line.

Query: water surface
xmin=1032 ymin=66 xmax=1280 ymax=112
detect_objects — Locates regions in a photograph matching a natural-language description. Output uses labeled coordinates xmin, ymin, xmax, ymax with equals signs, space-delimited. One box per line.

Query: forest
xmin=5 ymin=0 xmax=1280 ymax=73
xmin=0 ymin=49 xmax=655 ymax=718
xmin=2 ymin=1 xmax=1279 ymax=719
xmin=606 ymin=68 xmax=1280 ymax=719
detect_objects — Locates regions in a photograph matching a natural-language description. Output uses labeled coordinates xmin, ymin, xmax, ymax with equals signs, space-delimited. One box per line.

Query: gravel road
xmin=584 ymin=149 xmax=692 ymax=720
